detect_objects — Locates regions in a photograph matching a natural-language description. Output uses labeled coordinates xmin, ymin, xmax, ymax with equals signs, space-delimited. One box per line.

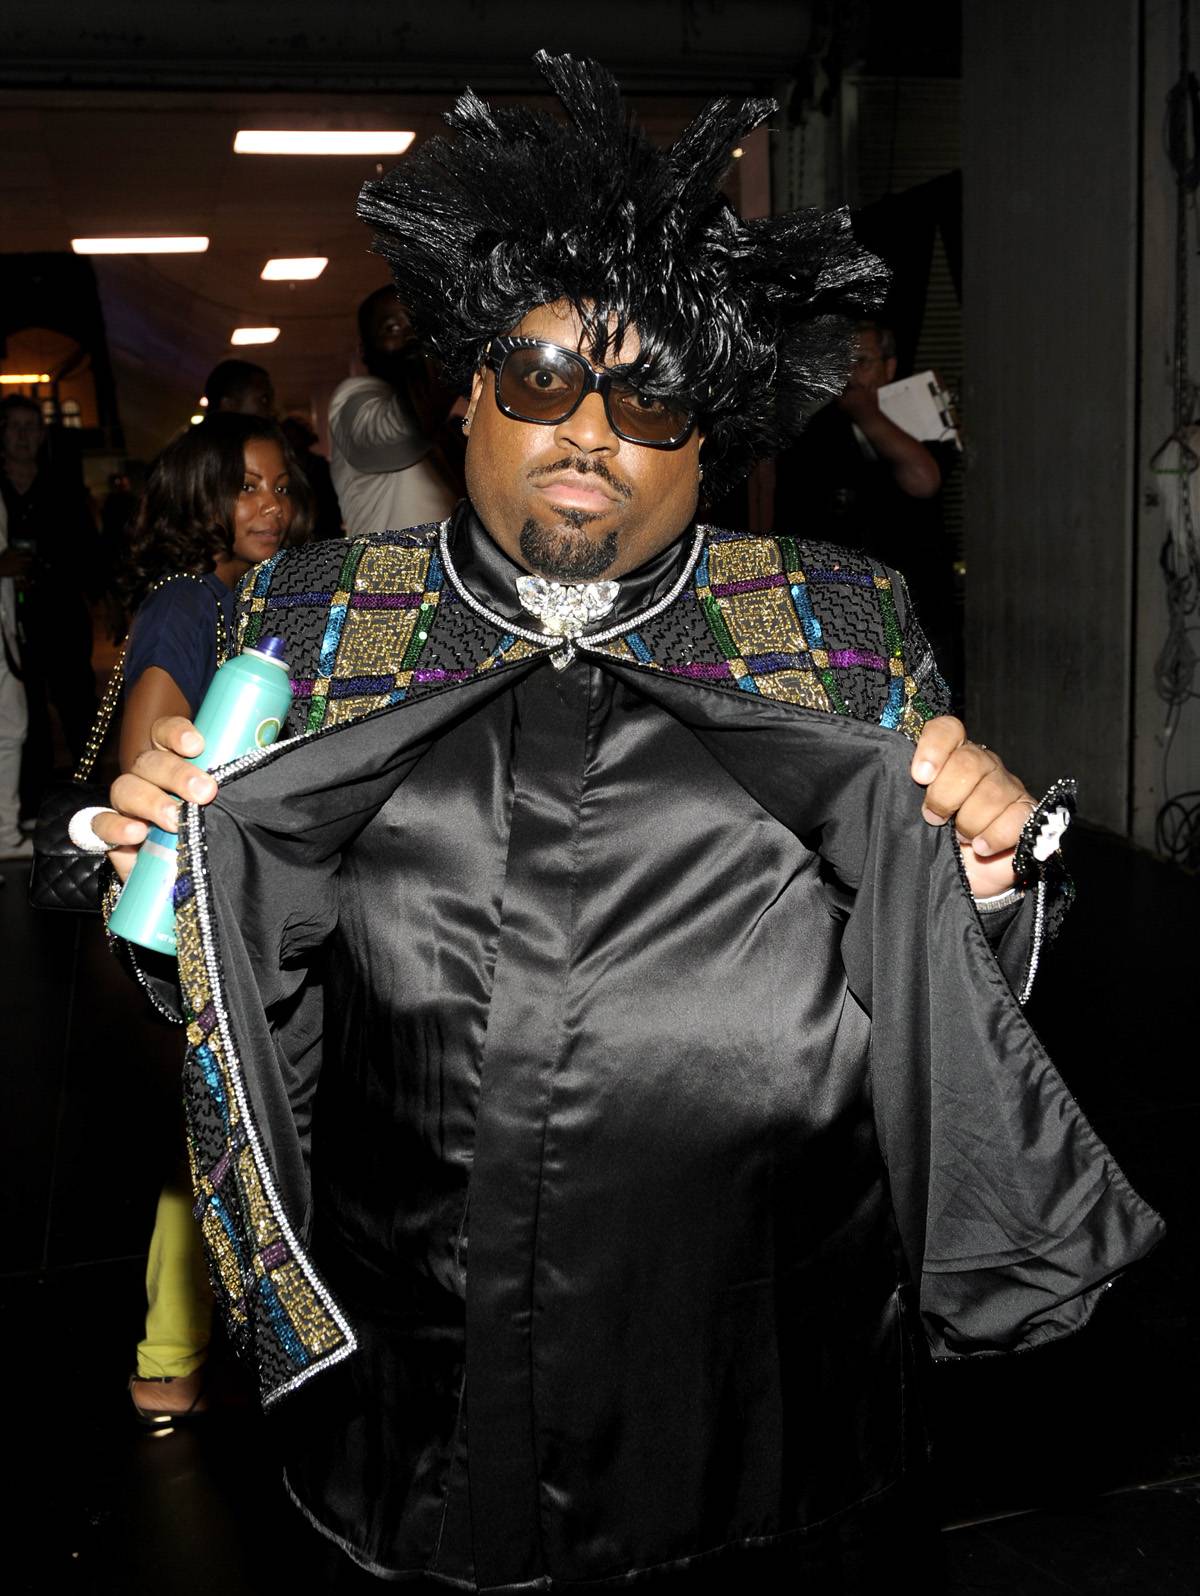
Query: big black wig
xmin=357 ymin=51 xmax=887 ymax=501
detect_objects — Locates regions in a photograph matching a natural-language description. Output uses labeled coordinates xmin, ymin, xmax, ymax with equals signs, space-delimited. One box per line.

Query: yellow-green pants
xmin=135 ymin=1171 xmax=213 ymax=1379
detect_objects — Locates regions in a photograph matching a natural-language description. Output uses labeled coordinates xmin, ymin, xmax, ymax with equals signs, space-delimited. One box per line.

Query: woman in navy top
xmin=120 ymin=413 xmax=313 ymax=1424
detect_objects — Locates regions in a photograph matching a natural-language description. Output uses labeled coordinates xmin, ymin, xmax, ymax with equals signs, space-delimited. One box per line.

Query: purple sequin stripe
xmin=827 ymin=649 xmax=887 ymax=670
xmin=708 ymin=574 xmax=789 ymax=598
xmin=665 ymin=661 xmax=733 ymax=680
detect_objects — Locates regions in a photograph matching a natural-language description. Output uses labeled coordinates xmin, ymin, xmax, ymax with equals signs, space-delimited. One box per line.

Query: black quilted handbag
xmin=28 ymin=776 xmax=115 ymax=911
xmin=27 ymin=648 xmax=127 ymax=913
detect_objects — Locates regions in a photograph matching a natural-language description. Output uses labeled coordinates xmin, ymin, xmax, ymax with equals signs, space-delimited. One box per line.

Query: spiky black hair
xmin=357 ymin=50 xmax=887 ymax=501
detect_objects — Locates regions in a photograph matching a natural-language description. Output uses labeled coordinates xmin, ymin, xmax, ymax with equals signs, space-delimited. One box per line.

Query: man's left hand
xmin=910 ymin=716 xmax=1036 ymax=898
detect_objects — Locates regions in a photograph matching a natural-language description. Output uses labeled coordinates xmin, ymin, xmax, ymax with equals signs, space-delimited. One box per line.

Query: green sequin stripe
xmin=399 ymin=598 xmax=437 ymax=672
xmin=777 ymin=536 xmax=849 ymax=715
xmin=874 ymin=575 xmax=904 ymax=662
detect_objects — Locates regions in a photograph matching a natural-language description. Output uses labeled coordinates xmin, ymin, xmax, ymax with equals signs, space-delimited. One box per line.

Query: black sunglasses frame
xmin=484 ymin=336 xmax=696 ymax=450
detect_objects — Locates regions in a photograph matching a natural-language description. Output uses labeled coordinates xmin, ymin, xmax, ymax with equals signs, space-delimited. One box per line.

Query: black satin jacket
xmin=147 ymin=509 xmax=1162 ymax=1588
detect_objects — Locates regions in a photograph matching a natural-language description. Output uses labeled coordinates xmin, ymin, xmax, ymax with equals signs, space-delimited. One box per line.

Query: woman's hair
xmin=126 ymin=414 xmax=314 ymax=604
xmin=357 ymin=51 xmax=888 ymax=501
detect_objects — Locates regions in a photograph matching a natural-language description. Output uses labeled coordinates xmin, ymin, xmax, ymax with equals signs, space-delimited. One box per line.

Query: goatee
xmin=519 ymin=514 xmax=618 ymax=581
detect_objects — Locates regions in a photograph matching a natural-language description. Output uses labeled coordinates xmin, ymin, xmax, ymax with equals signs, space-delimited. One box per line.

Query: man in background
xmin=203 ymin=359 xmax=274 ymax=418
xmin=328 ymin=286 xmax=461 ymax=536
xmin=0 ymin=394 xmax=99 ymax=813
xmin=775 ymin=321 xmax=958 ymax=687
xmin=0 ymin=487 xmax=29 ymax=866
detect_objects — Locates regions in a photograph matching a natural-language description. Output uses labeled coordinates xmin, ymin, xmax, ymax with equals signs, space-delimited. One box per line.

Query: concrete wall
xmin=1132 ymin=0 xmax=1200 ymax=853
xmin=962 ymin=2 xmax=1141 ymax=826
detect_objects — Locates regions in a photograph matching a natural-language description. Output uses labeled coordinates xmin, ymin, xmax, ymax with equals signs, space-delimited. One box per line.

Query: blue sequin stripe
xmin=256 ymin=1269 xmax=309 ymax=1367
xmin=305 ymin=544 xmax=368 ymax=731
xmin=193 ymin=1041 xmax=229 ymax=1133
xmin=880 ymin=675 xmax=906 ymax=730
xmin=623 ymin=631 xmax=653 ymax=663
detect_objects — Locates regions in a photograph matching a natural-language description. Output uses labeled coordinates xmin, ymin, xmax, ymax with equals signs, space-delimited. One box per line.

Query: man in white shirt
xmin=328 ymin=288 xmax=460 ymax=535
xmin=0 ymin=490 xmax=30 ymax=864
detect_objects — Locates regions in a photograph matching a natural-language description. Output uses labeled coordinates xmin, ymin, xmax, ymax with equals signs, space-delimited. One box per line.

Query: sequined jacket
xmin=115 ymin=519 xmax=1160 ymax=1411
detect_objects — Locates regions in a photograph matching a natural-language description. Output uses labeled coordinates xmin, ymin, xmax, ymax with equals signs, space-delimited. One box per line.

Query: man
xmin=94 ymin=55 xmax=1161 ymax=1593
xmin=203 ymin=358 xmax=275 ymax=417
xmin=327 ymin=286 xmax=461 ymax=536
xmin=0 ymin=393 xmax=99 ymax=812
xmin=775 ymin=321 xmax=958 ymax=684
xmin=0 ymin=488 xmax=29 ymax=866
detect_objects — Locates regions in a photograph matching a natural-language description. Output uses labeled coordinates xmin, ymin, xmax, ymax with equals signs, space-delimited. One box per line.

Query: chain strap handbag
xmin=28 ymin=575 xmax=230 ymax=913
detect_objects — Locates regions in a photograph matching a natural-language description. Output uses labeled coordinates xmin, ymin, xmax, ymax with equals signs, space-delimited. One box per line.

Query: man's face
xmin=220 ymin=374 xmax=275 ymax=417
xmin=464 ymin=301 xmax=703 ymax=582
xmin=845 ymin=328 xmax=897 ymax=395
xmin=2 ymin=405 xmax=43 ymax=464
xmin=368 ymin=296 xmax=417 ymax=357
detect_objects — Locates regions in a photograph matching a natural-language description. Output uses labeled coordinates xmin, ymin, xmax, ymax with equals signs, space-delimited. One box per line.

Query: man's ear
xmin=465 ymin=369 xmax=485 ymax=425
xmin=883 ymin=359 xmax=898 ymax=385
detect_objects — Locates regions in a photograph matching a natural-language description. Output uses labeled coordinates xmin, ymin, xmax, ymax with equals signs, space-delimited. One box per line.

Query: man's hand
xmin=910 ymin=716 xmax=1036 ymax=898
xmin=0 ymin=548 xmax=34 ymax=581
xmin=92 ymin=716 xmax=218 ymax=883
xmin=835 ymin=382 xmax=880 ymax=425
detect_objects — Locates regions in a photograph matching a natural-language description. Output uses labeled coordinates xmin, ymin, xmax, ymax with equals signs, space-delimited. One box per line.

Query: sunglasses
xmin=484 ymin=336 xmax=696 ymax=449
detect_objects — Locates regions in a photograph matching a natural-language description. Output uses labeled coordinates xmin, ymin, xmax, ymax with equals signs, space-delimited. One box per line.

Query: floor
xmin=3 ymin=822 xmax=1198 ymax=1594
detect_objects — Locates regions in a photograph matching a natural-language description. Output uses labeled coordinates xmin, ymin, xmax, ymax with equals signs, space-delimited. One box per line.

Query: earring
xmin=462 ymin=416 xmax=471 ymax=434
xmin=698 ymin=464 xmax=704 ymax=482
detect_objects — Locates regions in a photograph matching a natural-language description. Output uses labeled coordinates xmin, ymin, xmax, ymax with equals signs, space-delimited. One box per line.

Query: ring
xmin=68 ymin=805 xmax=118 ymax=854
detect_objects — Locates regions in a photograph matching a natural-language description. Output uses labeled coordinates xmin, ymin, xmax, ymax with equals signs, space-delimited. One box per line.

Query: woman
xmin=121 ymin=413 xmax=312 ymax=1423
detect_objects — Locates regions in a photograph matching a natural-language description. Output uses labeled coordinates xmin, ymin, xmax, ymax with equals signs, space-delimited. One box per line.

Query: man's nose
xmin=553 ymin=391 xmax=619 ymax=454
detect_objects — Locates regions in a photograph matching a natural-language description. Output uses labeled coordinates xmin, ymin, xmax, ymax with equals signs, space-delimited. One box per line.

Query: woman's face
xmin=228 ymin=437 xmax=293 ymax=575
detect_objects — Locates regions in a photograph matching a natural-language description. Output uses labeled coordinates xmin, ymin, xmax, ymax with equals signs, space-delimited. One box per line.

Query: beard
xmin=518 ymin=512 xmax=619 ymax=581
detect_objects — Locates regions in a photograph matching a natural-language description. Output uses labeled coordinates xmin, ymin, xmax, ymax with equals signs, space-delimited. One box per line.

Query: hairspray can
xmin=108 ymin=636 xmax=292 ymax=954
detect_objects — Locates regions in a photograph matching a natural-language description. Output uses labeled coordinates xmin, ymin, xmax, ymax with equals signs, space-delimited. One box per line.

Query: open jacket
xmin=118 ymin=516 xmax=1162 ymax=1431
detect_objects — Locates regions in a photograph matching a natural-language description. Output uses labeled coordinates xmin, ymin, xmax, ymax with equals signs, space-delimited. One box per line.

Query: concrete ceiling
xmin=0 ymin=84 xmax=739 ymax=460
xmin=0 ymin=1 xmax=814 ymax=461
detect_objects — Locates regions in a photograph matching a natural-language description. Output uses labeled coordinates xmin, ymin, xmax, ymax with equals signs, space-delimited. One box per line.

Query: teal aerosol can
xmin=108 ymin=636 xmax=292 ymax=954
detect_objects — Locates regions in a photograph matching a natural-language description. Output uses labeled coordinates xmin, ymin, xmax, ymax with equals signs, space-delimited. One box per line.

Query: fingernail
xmin=188 ymin=776 xmax=215 ymax=800
xmin=913 ymin=761 xmax=935 ymax=782
xmin=972 ymin=836 xmax=991 ymax=856
xmin=182 ymin=732 xmax=203 ymax=753
xmin=160 ymin=807 xmax=179 ymax=831
xmin=921 ymin=805 xmax=943 ymax=825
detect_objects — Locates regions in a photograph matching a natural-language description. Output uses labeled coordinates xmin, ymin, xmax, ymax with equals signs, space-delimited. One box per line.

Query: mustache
xmin=528 ymin=455 xmax=633 ymax=502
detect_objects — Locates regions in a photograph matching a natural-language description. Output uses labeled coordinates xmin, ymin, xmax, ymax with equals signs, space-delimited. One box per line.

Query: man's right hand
xmin=0 ymin=548 xmax=34 ymax=581
xmin=93 ymin=716 xmax=218 ymax=883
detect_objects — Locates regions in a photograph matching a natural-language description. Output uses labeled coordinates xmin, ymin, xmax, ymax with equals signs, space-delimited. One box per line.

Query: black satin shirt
xmin=280 ymin=512 xmax=914 ymax=1587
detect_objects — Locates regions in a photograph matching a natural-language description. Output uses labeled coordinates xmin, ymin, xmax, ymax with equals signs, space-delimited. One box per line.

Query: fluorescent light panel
xmin=1 ymin=373 xmax=50 ymax=384
xmin=261 ymin=256 xmax=328 ymax=281
xmin=230 ymin=327 xmax=280 ymax=346
xmin=71 ymin=236 xmax=209 ymax=254
xmin=234 ymin=130 xmax=414 ymax=156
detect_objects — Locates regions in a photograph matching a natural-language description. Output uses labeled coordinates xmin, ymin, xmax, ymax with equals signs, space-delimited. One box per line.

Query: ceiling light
xmin=1 ymin=373 xmax=50 ymax=384
xmin=71 ymin=236 xmax=209 ymax=254
xmin=230 ymin=327 xmax=280 ymax=346
xmin=731 ymin=147 xmax=745 ymax=159
xmin=190 ymin=414 xmax=206 ymax=425
xmin=198 ymin=396 xmax=209 ymax=408
xmin=234 ymin=130 xmax=414 ymax=156
xmin=260 ymin=257 xmax=328 ymax=281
